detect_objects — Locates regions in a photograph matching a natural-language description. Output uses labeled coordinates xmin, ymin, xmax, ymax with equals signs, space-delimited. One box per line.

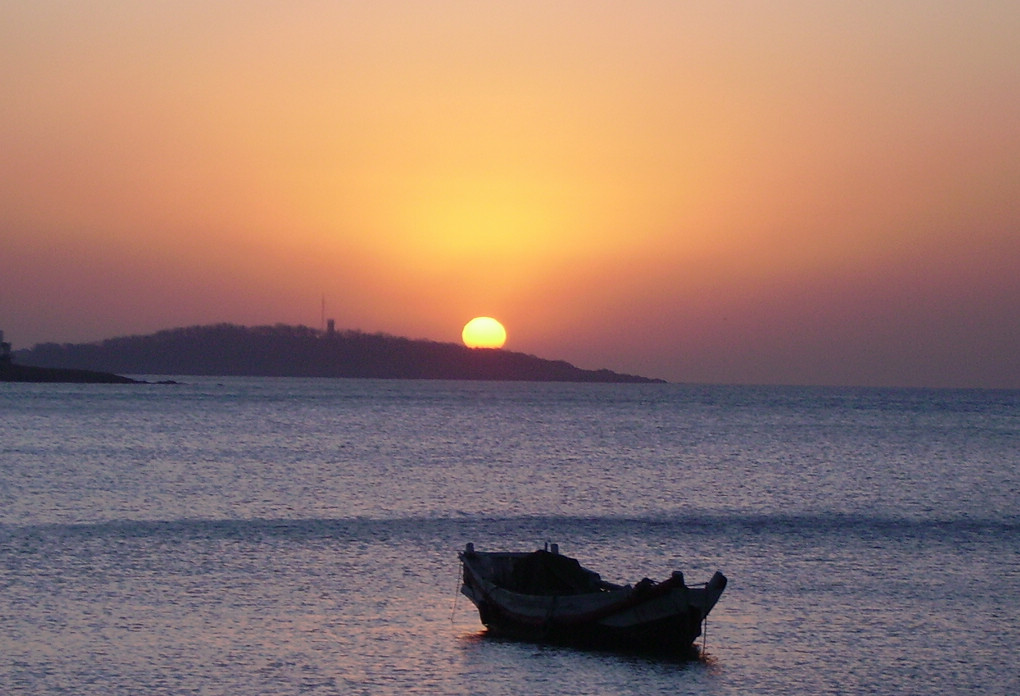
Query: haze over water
xmin=2 ymin=378 xmax=1017 ymax=695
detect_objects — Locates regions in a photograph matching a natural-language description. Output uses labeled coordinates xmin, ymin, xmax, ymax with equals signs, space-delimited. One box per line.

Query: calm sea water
xmin=1 ymin=378 xmax=1017 ymax=695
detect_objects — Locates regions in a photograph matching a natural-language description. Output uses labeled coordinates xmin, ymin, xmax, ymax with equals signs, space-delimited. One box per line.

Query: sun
xmin=462 ymin=317 xmax=507 ymax=349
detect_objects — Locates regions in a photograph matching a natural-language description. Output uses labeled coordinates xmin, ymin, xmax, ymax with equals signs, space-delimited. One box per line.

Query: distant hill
xmin=14 ymin=324 xmax=665 ymax=383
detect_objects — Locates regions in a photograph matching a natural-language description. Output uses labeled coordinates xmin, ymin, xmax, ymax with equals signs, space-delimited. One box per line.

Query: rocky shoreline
xmin=0 ymin=362 xmax=141 ymax=384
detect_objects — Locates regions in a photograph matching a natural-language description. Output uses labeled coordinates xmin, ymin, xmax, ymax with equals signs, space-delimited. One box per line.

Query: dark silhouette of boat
xmin=459 ymin=543 xmax=726 ymax=654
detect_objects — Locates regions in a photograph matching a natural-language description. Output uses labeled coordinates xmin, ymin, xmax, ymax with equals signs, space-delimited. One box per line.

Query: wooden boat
xmin=458 ymin=543 xmax=726 ymax=654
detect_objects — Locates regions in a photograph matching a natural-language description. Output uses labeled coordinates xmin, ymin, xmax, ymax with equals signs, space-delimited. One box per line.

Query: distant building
xmin=327 ymin=319 xmax=335 ymax=335
xmin=0 ymin=330 xmax=11 ymax=364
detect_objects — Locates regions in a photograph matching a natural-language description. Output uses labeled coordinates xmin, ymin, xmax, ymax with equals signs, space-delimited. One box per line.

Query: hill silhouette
xmin=14 ymin=324 xmax=664 ymax=383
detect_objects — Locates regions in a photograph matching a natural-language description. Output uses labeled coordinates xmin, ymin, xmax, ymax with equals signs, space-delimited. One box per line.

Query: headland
xmin=11 ymin=323 xmax=665 ymax=383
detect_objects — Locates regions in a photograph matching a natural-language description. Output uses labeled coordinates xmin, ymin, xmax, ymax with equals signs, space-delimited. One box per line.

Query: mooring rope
xmin=450 ymin=566 xmax=461 ymax=623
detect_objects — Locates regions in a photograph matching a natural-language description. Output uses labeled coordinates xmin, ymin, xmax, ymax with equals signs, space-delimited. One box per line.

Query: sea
xmin=1 ymin=377 xmax=1017 ymax=695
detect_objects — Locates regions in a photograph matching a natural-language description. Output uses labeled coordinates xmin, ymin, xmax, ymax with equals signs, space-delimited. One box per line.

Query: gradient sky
xmin=3 ymin=1 xmax=1018 ymax=388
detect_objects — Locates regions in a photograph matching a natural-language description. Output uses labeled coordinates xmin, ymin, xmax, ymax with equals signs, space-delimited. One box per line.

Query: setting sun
xmin=462 ymin=317 xmax=507 ymax=349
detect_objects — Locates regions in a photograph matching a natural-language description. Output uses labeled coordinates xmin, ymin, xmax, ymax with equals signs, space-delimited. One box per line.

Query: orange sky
xmin=3 ymin=1 xmax=1018 ymax=387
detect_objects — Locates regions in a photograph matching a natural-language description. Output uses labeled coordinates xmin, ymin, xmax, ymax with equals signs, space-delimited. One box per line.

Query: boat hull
xmin=459 ymin=546 xmax=726 ymax=654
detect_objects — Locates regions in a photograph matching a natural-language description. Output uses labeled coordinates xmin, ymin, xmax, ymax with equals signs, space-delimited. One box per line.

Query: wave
xmin=3 ymin=512 xmax=1017 ymax=544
